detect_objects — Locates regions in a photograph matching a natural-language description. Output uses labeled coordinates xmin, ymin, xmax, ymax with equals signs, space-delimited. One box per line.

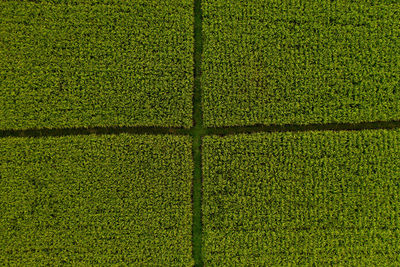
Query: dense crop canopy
xmin=0 ymin=134 xmax=194 ymax=265
xmin=202 ymin=0 xmax=400 ymax=126
xmin=0 ymin=0 xmax=193 ymax=129
xmin=203 ymin=130 xmax=400 ymax=265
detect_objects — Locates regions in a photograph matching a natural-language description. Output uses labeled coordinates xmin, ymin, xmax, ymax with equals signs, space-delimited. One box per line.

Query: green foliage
xmin=202 ymin=0 xmax=400 ymax=127
xmin=203 ymin=130 xmax=400 ymax=265
xmin=0 ymin=134 xmax=194 ymax=266
xmin=0 ymin=0 xmax=193 ymax=129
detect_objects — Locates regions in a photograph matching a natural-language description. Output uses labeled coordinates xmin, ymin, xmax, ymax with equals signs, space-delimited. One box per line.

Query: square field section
xmin=203 ymin=130 xmax=400 ymax=265
xmin=0 ymin=0 xmax=193 ymax=129
xmin=0 ymin=134 xmax=193 ymax=266
xmin=202 ymin=0 xmax=400 ymax=126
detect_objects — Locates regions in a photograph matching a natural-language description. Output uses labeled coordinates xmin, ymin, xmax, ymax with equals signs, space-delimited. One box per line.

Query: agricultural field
xmin=0 ymin=134 xmax=194 ymax=265
xmin=0 ymin=0 xmax=193 ymax=130
xmin=203 ymin=130 xmax=400 ymax=265
xmin=2 ymin=0 xmax=400 ymax=265
xmin=202 ymin=0 xmax=400 ymax=127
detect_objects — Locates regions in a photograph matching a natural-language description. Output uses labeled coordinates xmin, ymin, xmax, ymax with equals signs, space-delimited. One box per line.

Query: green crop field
xmin=202 ymin=0 xmax=400 ymax=127
xmin=0 ymin=0 xmax=193 ymax=130
xmin=0 ymin=134 xmax=193 ymax=265
xmin=203 ymin=130 xmax=400 ymax=265
xmin=1 ymin=0 xmax=400 ymax=265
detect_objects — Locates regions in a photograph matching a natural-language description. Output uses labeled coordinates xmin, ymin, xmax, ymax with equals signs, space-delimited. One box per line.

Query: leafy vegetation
xmin=0 ymin=134 xmax=194 ymax=266
xmin=0 ymin=0 xmax=193 ymax=130
xmin=2 ymin=0 xmax=400 ymax=265
xmin=202 ymin=0 xmax=400 ymax=127
xmin=203 ymin=130 xmax=400 ymax=265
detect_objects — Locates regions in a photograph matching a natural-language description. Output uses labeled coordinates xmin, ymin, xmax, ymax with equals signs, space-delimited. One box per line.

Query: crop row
xmin=3 ymin=0 xmax=399 ymax=130
xmin=203 ymin=130 xmax=400 ymax=265
xmin=0 ymin=134 xmax=193 ymax=265
xmin=0 ymin=0 xmax=194 ymax=130
xmin=2 ymin=129 xmax=400 ymax=265
xmin=202 ymin=0 xmax=400 ymax=127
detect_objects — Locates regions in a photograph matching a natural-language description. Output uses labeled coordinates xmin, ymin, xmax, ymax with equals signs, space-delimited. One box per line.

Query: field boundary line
xmin=205 ymin=120 xmax=400 ymax=136
xmin=2 ymin=120 xmax=400 ymax=139
xmin=0 ymin=126 xmax=189 ymax=138
xmin=192 ymin=0 xmax=204 ymax=264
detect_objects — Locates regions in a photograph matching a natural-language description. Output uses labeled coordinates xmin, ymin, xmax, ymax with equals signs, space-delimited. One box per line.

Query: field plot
xmin=0 ymin=134 xmax=193 ymax=265
xmin=0 ymin=0 xmax=193 ymax=130
xmin=202 ymin=0 xmax=400 ymax=127
xmin=203 ymin=130 xmax=400 ymax=265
